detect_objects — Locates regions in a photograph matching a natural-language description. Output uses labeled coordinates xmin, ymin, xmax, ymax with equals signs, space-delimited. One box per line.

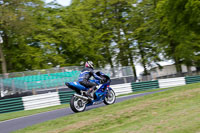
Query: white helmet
xmin=85 ymin=61 xmax=94 ymax=69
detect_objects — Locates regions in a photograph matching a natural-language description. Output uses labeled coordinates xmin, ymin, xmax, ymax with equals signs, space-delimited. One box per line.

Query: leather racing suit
xmin=78 ymin=67 xmax=102 ymax=90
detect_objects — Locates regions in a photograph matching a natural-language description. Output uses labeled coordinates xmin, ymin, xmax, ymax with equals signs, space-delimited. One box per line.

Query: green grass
xmin=13 ymin=83 xmax=200 ymax=133
xmin=0 ymin=104 xmax=69 ymax=122
xmin=117 ymin=87 xmax=168 ymax=97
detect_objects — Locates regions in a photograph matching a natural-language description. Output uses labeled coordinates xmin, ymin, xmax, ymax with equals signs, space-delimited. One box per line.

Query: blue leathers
xmin=78 ymin=67 xmax=102 ymax=88
xmin=78 ymin=67 xmax=102 ymax=82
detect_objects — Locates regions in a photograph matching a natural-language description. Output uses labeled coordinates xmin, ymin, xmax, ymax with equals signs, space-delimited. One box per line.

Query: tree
xmin=156 ymin=0 xmax=200 ymax=73
xmin=0 ymin=1 xmax=68 ymax=73
xmin=0 ymin=0 xmax=46 ymax=73
xmin=127 ymin=0 xmax=162 ymax=76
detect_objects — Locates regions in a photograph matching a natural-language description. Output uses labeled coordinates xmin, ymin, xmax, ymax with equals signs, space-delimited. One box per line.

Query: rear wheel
xmin=104 ymin=89 xmax=116 ymax=105
xmin=70 ymin=95 xmax=86 ymax=113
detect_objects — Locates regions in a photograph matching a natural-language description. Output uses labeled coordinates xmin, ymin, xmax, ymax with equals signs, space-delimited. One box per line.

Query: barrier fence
xmin=0 ymin=66 xmax=134 ymax=97
xmin=0 ymin=75 xmax=200 ymax=113
xmin=22 ymin=92 xmax=61 ymax=110
xmin=0 ymin=66 xmax=134 ymax=79
xmin=0 ymin=97 xmax=24 ymax=113
xmin=185 ymin=75 xmax=200 ymax=84
xmin=58 ymin=91 xmax=74 ymax=104
xmin=132 ymin=80 xmax=159 ymax=92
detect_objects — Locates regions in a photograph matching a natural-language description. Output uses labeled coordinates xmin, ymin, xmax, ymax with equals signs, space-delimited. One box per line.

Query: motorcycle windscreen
xmin=68 ymin=82 xmax=87 ymax=91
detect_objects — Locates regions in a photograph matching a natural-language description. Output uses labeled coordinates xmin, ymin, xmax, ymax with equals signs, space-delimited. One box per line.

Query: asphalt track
xmin=0 ymin=89 xmax=169 ymax=133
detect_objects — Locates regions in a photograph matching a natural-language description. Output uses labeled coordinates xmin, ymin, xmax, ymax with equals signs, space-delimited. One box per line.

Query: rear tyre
xmin=70 ymin=95 xmax=86 ymax=113
xmin=104 ymin=89 xmax=116 ymax=105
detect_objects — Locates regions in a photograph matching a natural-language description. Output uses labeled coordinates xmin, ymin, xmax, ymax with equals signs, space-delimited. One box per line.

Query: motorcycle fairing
xmin=67 ymin=82 xmax=87 ymax=91
xmin=86 ymin=84 xmax=111 ymax=106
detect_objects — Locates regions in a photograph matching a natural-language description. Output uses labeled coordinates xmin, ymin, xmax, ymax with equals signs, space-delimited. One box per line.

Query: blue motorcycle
xmin=65 ymin=71 xmax=116 ymax=113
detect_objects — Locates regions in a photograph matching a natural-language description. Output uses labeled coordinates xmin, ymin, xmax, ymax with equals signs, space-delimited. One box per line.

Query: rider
xmin=78 ymin=61 xmax=104 ymax=98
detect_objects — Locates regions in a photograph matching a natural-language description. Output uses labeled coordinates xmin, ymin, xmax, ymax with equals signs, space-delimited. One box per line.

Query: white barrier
xmin=19 ymin=77 xmax=188 ymax=111
xmin=158 ymin=77 xmax=186 ymax=88
xmin=111 ymin=83 xmax=132 ymax=96
xmin=21 ymin=83 xmax=132 ymax=111
xmin=22 ymin=92 xmax=61 ymax=110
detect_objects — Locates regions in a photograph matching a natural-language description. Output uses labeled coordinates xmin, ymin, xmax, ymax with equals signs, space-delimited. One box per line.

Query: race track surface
xmin=0 ymin=89 xmax=168 ymax=133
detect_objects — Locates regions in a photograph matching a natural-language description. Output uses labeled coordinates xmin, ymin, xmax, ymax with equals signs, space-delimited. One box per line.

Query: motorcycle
xmin=65 ymin=71 xmax=116 ymax=113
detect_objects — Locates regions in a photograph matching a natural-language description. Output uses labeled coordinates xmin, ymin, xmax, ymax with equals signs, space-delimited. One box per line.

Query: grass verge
xmin=117 ymin=87 xmax=169 ymax=97
xmin=0 ymin=104 xmax=69 ymax=122
xmin=14 ymin=83 xmax=200 ymax=133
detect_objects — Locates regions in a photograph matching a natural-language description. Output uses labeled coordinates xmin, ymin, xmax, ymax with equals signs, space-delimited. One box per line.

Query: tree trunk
xmin=169 ymin=39 xmax=182 ymax=76
xmin=187 ymin=65 xmax=192 ymax=75
xmin=0 ymin=43 xmax=7 ymax=76
xmin=128 ymin=53 xmax=137 ymax=80
xmin=153 ymin=0 xmax=157 ymax=8
xmin=105 ymin=44 xmax=115 ymax=77
xmin=196 ymin=66 xmax=200 ymax=72
xmin=114 ymin=3 xmax=128 ymax=66
xmin=138 ymin=43 xmax=148 ymax=75
xmin=174 ymin=57 xmax=182 ymax=75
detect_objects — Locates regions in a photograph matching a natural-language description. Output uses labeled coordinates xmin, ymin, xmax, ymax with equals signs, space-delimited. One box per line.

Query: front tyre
xmin=104 ymin=89 xmax=116 ymax=105
xmin=70 ymin=95 xmax=86 ymax=113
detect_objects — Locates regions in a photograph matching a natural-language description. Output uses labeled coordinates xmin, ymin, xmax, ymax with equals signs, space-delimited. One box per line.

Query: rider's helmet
xmin=85 ymin=61 xmax=94 ymax=69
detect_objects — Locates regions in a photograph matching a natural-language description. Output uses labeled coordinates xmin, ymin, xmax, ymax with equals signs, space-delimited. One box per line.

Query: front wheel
xmin=70 ymin=95 xmax=86 ymax=113
xmin=104 ymin=89 xmax=116 ymax=105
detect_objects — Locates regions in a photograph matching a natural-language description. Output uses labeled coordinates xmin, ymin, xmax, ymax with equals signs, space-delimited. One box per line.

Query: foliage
xmin=0 ymin=0 xmax=199 ymax=75
xmin=156 ymin=0 xmax=200 ymax=71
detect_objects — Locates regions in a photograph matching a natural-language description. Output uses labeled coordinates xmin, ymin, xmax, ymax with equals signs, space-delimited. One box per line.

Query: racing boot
xmin=86 ymin=88 xmax=93 ymax=99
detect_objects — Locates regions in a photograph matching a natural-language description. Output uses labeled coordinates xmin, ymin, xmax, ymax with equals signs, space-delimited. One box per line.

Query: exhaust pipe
xmin=74 ymin=94 xmax=89 ymax=100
